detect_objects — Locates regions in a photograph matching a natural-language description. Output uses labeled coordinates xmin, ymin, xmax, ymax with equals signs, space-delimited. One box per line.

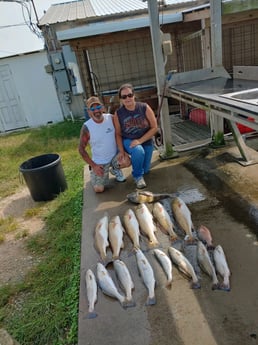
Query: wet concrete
xmin=78 ymin=137 xmax=258 ymax=345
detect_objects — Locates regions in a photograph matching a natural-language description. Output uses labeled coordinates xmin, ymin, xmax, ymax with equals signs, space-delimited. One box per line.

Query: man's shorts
xmin=90 ymin=153 xmax=131 ymax=188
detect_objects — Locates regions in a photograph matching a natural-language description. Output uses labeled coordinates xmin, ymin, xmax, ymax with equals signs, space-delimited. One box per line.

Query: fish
xmin=108 ymin=215 xmax=124 ymax=260
xmin=213 ymin=244 xmax=231 ymax=291
xmin=113 ymin=259 xmax=135 ymax=307
xmin=153 ymin=202 xmax=178 ymax=241
xmin=135 ymin=203 xmax=159 ymax=247
xmin=197 ymin=241 xmax=219 ymax=290
xmin=127 ymin=190 xmax=173 ymax=204
xmin=197 ymin=225 xmax=214 ymax=249
xmin=123 ymin=208 xmax=141 ymax=249
xmin=168 ymin=246 xmax=200 ymax=289
xmin=96 ymin=262 xmax=126 ymax=307
xmin=171 ymin=197 xmax=195 ymax=242
xmin=153 ymin=248 xmax=173 ymax=289
xmin=85 ymin=269 xmax=98 ymax=319
xmin=135 ymin=248 xmax=156 ymax=305
xmin=94 ymin=213 xmax=109 ymax=264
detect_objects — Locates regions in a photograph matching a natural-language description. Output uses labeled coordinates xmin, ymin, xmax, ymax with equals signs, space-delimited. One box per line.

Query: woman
xmin=114 ymin=84 xmax=158 ymax=189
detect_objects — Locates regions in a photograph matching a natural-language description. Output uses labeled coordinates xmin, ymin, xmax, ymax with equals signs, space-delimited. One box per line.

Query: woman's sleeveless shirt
xmin=117 ymin=102 xmax=152 ymax=145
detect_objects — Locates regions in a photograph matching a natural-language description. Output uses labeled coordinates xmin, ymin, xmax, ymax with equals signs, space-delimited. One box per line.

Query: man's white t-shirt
xmin=85 ymin=113 xmax=117 ymax=164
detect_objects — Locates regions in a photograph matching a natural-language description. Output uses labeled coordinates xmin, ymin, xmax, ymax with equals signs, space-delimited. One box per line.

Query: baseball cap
xmin=86 ymin=96 xmax=102 ymax=109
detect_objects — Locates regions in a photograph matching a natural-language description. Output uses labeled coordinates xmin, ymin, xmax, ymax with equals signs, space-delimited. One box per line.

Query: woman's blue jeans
xmin=123 ymin=138 xmax=154 ymax=180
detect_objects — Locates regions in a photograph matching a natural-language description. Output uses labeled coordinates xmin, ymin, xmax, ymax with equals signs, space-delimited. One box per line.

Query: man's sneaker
xmin=135 ymin=177 xmax=146 ymax=189
xmin=110 ymin=167 xmax=126 ymax=182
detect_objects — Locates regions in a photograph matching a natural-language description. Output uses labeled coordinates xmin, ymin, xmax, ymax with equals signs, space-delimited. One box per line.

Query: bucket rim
xmin=19 ymin=153 xmax=61 ymax=173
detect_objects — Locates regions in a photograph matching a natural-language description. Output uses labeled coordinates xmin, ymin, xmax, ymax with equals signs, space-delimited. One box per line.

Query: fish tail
xmin=145 ymin=296 xmax=156 ymax=306
xmin=207 ymin=245 xmax=215 ymax=250
xmin=191 ymin=280 xmax=201 ymax=289
xmin=124 ymin=298 xmax=136 ymax=308
xmin=211 ymin=282 xmax=220 ymax=290
xmin=166 ymin=280 xmax=172 ymax=290
xmin=102 ymin=257 xmax=113 ymax=267
xmin=86 ymin=311 xmax=98 ymax=319
xmin=112 ymin=255 xmax=120 ymax=260
xmin=170 ymin=234 xmax=178 ymax=242
xmin=219 ymin=283 xmax=231 ymax=292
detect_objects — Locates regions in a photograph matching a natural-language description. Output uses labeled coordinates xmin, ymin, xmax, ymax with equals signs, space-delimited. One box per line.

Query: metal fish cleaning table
xmin=167 ymin=66 xmax=258 ymax=165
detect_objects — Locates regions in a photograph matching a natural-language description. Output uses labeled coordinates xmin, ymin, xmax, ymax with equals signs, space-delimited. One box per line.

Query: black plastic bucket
xmin=19 ymin=153 xmax=67 ymax=201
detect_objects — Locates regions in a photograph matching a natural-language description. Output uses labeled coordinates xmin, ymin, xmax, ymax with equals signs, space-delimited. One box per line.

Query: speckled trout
xmin=135 ymin=248 xmax=156 ymax=305
xmin=153 ymin=248 xmax=173 ymax=289
xmin=197 ymin=241 xmax=219 ymax=290
xmin=113 ymin=259 xmax=135 ymax=307
xmin=97 ymin=263 xmax=126 ymax=307
xmin=213 ymin=244 xmax=231 ymax=291
xmin=85 ymin=269 xmax=98 ymax=319
xmin=168 ymin=246 xmax=200 ymax=289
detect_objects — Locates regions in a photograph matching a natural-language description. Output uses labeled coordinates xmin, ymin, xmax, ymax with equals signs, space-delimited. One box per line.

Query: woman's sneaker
xmin=110 ymin=167 xmax=126 ymax=182
xmin=135 ymin=177 xmax=146 ymax=189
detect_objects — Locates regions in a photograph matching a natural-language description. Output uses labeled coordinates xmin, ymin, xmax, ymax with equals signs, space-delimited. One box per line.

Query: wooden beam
xmin=183 ymin=8 xmax=210 ymax=22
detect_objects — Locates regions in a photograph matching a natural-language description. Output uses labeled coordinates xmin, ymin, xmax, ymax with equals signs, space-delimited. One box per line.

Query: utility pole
xmin=146 ymin=0 xmax=177 ymax=159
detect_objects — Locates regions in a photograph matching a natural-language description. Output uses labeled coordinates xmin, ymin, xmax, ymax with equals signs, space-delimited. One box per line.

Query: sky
xmin=0 ymin=0 xmax=72 ymax=58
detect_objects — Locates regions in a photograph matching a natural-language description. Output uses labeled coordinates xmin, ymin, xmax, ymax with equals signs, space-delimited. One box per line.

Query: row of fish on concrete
xmin=85 ymin=190 xmax=231 ymax=319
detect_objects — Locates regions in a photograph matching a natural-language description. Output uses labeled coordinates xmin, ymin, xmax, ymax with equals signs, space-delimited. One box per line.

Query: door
xmin=0 ymin=64 xmax=27 ymax=132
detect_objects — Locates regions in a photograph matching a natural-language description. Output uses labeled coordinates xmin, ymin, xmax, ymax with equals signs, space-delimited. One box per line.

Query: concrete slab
xmin=78 ymin=150 xmax=210 ymax=345
xmin=78 ymin=139 xmax=258 ymax=345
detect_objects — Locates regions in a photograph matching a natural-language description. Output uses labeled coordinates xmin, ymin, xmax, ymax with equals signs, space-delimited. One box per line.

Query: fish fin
xmin=219 ymin=283 xmax=231 ymax=292
xmin=145 ymin=296 xmax=156 ymax=306
xmin=170 ymin=234 xmax=178 ymax=242
xmin=190 ymin=281 xmax=201 ymax=289
xmin=211 ymin=283 xmax=220 ymax=291
xmin=112 ymin=255 xmax=119 ymax=261
xmin=124 ymin=299 xmax=136 ymax=308
xmin=84 ymin=312 xmax=98 ymax=319
xmin=102 ymin=257 xmax=113 ymax=267
xmin=166 ymin=281 xmax=172 ymax=290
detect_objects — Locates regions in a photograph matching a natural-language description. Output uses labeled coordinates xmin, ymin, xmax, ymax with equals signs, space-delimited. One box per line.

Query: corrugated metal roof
xmin=56 ymin=11 xmax=183 ymax=41
xmin=39 ymin=0 xmax=206 ymax=26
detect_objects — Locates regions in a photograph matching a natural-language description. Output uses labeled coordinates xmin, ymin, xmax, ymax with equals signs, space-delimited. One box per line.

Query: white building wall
xmin=0 ymin=50 xmax=63 ymax=130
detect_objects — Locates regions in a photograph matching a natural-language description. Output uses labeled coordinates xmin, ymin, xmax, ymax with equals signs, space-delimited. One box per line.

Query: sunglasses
xmin=120 ymin=93 xmax=134 ymax=100
xmin=89 ymin=105 xmax=102 ymax=111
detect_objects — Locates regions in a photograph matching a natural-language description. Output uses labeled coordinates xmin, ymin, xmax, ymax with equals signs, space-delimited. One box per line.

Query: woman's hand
xmin=129 ymin=139 xmax=141 ymax=148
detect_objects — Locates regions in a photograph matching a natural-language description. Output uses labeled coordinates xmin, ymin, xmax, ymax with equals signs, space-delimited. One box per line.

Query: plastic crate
xmin=237 ymin=117 xmax=255 ymax=134
xmin=189 ymin=108 xmax=207 ymax=125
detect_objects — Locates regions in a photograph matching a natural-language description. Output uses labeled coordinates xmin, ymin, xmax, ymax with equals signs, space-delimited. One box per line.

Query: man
xmin=78 ymin=96 xmax=131 ymax=193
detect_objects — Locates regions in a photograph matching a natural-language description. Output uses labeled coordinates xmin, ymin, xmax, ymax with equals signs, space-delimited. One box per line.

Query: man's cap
xmin=86 ymin=96 xmax=102 ymax=109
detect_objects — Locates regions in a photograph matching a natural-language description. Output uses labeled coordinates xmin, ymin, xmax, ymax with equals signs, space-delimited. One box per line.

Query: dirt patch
xmin=0 ymin=188 xmax=45 ymax=287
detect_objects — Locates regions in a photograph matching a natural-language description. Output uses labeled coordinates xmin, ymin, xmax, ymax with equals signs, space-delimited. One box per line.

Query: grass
xmin=0 ymin=119 xmax=86 ymax=344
